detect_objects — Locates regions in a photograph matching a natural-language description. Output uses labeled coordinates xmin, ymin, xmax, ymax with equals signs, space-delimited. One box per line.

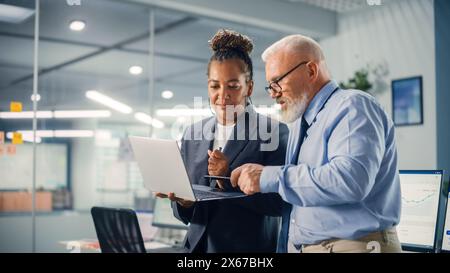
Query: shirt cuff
xmin=260 ymin=165 xmax=283 ymax=193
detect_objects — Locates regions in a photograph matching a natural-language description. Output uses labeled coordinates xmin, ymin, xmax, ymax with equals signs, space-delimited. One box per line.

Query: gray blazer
xmin=172 ymin=106 xmax=289 ymax=253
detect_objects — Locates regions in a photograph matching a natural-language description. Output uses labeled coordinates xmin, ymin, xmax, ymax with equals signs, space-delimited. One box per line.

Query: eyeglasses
xmin=264 ymin=61 xmax=308 ymax=94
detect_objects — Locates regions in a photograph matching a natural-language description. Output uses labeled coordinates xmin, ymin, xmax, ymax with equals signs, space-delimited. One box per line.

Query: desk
xmin=60 ymin=239 xmax=184 ymax=253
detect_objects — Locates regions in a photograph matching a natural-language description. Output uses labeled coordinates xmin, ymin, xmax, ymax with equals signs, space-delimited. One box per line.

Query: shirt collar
xmin=303 ymin=80 xmax=339 ymax=126
xmin=213 ymin=104 xmax=257 ymax=131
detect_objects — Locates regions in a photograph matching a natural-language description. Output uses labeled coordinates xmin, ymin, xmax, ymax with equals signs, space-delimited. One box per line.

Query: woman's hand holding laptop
xmin=155 ymin=192 xmax=195 ymax=208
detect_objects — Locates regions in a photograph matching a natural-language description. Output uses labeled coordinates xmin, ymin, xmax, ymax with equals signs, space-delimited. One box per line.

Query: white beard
xmin=279 ymin=93 xmax=309 ymax=123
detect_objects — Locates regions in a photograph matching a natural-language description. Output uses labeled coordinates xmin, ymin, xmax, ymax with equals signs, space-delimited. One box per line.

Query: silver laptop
xmin=129 ymin=136 xmax=245 ymax=201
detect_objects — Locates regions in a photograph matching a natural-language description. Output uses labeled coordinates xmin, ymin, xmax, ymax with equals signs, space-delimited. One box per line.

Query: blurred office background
xmin=0 ymin=0 xmax=449 ymax=252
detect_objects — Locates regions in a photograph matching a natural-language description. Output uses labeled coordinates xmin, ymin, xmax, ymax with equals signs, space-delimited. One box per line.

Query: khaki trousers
xmin=289 ymin=227 xmax=402 ymax=253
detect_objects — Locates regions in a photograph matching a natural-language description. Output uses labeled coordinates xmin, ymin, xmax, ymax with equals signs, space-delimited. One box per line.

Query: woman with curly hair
xmin=157 ymin=29 xmax=288 ymax=253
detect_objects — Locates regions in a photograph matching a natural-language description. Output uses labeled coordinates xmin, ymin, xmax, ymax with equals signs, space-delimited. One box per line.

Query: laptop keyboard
xmin=193 ymin=189 xmax=228 ymax=200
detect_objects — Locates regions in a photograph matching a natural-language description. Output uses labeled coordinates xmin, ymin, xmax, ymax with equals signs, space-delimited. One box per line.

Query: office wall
xmin=435 ymin=0 xmax=450 ymax=179
xmin=434 ymin=0 xmax=450 ymax=250
xmin=320 ymin=0 xmax=436 ymax=169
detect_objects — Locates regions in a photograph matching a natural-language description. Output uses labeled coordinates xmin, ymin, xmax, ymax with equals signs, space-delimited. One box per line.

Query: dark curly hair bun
xmin=209 ymin=29 xmax=253 ymax=55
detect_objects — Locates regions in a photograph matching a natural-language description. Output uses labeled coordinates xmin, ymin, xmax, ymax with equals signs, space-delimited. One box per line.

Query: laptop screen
xmin=397 ymin=170 xmax=443 ymax=251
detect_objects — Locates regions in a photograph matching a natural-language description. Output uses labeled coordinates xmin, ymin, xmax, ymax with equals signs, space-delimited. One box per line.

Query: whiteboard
xmin=0 ymin=143 xmax=68 ymax=190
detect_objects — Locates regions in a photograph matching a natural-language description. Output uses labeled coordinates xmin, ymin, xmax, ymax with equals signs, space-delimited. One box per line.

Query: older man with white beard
xmin=230 ymin=35 xmax=402 ymax=253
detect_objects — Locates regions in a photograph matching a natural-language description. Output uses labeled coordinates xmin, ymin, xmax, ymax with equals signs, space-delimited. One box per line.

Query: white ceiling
xmin=0 ymin=0 xmax=379 ymax=127
xmin=0 ymin=0 xmax=292 ymax=115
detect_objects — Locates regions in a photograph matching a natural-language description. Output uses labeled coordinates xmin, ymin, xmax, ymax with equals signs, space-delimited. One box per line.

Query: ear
xmin=246 ymin=80 xmax=254 ymax=97
xmin=306 ymin=62 xmax=319 ymax=82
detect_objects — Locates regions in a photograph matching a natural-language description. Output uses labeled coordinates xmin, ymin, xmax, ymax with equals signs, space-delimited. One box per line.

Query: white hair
xmin=261 ymin=34 xmax=325 ymax=63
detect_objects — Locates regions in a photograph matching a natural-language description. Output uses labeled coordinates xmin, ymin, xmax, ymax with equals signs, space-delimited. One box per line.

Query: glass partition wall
xmin=0 ymin=0 xmax=36 ymax=253
xmin=0 ymin=0 xmax=284 ymax=252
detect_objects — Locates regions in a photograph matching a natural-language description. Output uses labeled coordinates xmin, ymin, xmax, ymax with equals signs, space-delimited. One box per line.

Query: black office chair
xmin=91 ymin=207 xmax=146 ymax=253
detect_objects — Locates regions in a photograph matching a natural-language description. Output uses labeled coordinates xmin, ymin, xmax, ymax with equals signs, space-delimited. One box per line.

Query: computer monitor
xmin=441 ymin=181 xmax=450 ymax=253
xmin=152 ymin=198 xmax=188 ymax=230
xmin=397 ymin=170 xmax=443 ymax=252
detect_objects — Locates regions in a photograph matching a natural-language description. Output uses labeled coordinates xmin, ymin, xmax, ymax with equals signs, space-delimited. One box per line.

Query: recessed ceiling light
xmin=161 ymin=90 xmax=173 ymax=99
xmin=69 ymin=20 xmax=86 ymax=31
xmin=129 ymin=65 xmax=143 ymax=75
xmin=30 ymin=93 xmax=41 ymax=102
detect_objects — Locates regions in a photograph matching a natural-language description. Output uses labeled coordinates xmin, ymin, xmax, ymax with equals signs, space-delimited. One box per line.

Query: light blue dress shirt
xmin=260 ymin=80 xmax=401 ymax=246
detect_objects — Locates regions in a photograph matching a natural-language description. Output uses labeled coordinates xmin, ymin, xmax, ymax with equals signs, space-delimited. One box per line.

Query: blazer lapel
xmin=222 ymin=106 xmax=255 ymax=166
xmin=223 ymin=138 xmax=248 ymax=167
xmin=196 ymin=117 xmax=215 ymax=186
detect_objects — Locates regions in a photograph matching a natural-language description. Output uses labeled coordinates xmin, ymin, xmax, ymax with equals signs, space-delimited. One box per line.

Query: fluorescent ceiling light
xmin=54 ymin=130 xmax=94 ymax=138
xmin=0 ymin=110 xmax=111 ymax=119
xmin=156 ymin=106 xmax=279 ymax=117
xmin=8 ymin=130 xmax=110 ymax=140
xmin=54 ymin=110 xmax=111 ymax=118
xmin=134 ymin=112 xmax=165 ymax=129
xmin=151 ymin=119 xmax=165 ymax=129
xmin=0 ymin=4 xmax=35 ymax=24
xmin=6 ymin=132 xmax=42 ymax=143
xmin=85 ymin=90 xmax=133 ymax=114
xmin=156 ymin=108 xmax=212 ymax=117
xmin=161 ymin=90 xmax=174 ymax=99
xmin=11 ymin=130 xmax=54 ymax=138
xmin=255 ymin=106 xmax=278 ymax=115
xmin=129 ymin=65 xmax=143 ymax=75
xmin=0 ymin=111 xmax=53 ymax=119
xmin=69 ymin=20 xmax=86 ymax=31
xmin=95 ymin=130 xmax=112 ymax=140
xmin=11 ymin=130 xmax=94 ymax=138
